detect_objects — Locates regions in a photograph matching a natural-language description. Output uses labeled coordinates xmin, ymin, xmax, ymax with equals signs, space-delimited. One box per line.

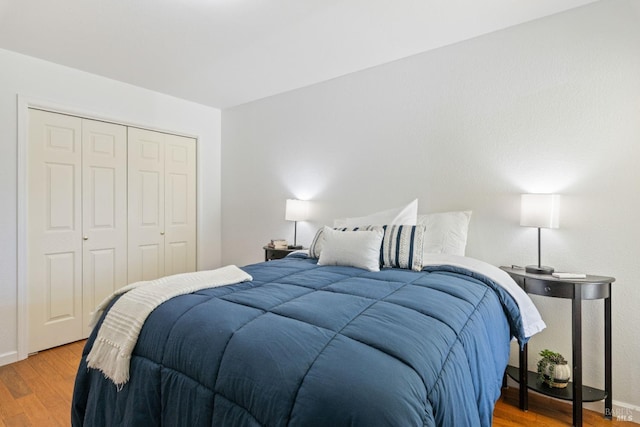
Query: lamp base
xmin=288 ymin=245 xmax=303 ymax=250
xmin=525 ymin=265 xmax=555 ymax=275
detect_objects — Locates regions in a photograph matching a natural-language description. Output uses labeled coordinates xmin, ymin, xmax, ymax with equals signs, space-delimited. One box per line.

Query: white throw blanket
xmin=86 ymin=265 xmax=253 ymax=387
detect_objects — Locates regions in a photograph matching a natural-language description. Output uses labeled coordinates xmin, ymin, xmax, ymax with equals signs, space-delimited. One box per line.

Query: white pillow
xmin=417 ymin=211 xmax=472 ymax=256
xmin=309 ymin=225 xmax=378 ymax=259
xmin=334 ymin=199 xmax=418 ymax=228
xmin=317 ymin=226 xmax=384 ymax=272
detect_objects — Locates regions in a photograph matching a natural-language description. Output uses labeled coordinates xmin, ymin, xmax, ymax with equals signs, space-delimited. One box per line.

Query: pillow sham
xmin=333 ymin=199 xmax=418 ymax=228
xmin=380 ymin=225 xmax=426 ymax=272
xmin=317 ymin=226 xmax=384 ymax=272
xmin=417 ymin=211 xmax=471 ymax=256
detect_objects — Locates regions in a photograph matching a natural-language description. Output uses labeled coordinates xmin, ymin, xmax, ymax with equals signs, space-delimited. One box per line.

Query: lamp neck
xmin=537 ymin=227 xmax=542 ymax=268
xmin=525 ymin=226 xmax=555 ymax=275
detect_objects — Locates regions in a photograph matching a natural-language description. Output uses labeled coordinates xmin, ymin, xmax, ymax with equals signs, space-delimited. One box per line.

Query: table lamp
xmin=520 ymin=194 xmax=560 ymax=274
xmin=285 ymin=199 xmax=309 ymax=249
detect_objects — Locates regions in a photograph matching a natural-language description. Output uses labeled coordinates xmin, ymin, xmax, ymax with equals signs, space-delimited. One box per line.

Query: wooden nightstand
xmin=500 ymin=267 xmax=615 ymax=427
xmin=263 ymin=246 xmax=299 ymax=261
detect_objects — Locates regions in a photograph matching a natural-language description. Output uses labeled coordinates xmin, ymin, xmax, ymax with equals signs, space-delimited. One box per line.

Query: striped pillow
xmin=380 ymin=225 xmax=426 ymax=272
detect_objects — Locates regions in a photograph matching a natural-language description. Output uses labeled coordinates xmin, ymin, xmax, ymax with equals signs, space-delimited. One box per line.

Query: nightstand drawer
xmin=523 ymin=278 xmax=573 ymax=298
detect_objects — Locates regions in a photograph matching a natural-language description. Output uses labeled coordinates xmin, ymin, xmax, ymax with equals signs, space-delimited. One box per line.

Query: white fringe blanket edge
xmin=86 ymin=265 xmax=252 ymax=387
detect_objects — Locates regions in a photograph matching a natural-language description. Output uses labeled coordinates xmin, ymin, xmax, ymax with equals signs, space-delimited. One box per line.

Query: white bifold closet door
xmin=28 ymin=109 xmax=127 ymax=352
xmin=27 ymin=110 xmax=196 ymax=353
xmin=127 ymin=127 xmax=196 ymax=283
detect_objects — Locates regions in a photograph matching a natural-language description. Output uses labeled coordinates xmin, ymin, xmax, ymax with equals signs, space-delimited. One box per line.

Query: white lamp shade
xmin=285 ymin=199 xmax=309 ymax=221
xmin=520 ymin=194 xmax=560 ymax=229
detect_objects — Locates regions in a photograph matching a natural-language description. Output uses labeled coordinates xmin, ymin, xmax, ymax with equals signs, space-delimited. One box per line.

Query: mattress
xmin=72 ymin=253 xmax=526 ymax=426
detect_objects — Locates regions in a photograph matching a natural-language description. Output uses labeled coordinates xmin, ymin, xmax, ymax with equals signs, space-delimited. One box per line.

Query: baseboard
xmin=505 ymin=377 xmax=639 ymax=424
xmin=0 ymin=351 xmax=18 ymax=367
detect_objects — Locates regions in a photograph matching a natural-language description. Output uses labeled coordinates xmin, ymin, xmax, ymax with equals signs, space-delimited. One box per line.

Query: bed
xmin=72 ymin=247 xmax=543 ymax=426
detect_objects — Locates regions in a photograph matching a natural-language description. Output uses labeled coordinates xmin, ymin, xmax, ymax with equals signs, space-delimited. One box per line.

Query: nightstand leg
xmin=605 ymin=292 xmax=612 ymax=419
xmin=519 ymin=342 xmax=528 ymax=411
xmin=572 ymin=296 xmax=583 ymax=427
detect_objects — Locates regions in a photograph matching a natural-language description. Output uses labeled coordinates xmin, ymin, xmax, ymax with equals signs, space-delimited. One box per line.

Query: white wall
xmin=222 ymin=0 xmax=640 ymax=417
xmin=0 ymin=49 xmax=222 ymax=365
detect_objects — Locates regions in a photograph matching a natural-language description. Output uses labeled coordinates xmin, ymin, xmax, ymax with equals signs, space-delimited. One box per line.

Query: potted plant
xmin=537 ymin=349 xmax=571 ymax=389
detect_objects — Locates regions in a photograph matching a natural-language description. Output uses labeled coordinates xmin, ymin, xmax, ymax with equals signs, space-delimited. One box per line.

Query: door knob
xmin=160 ymin=231 xmax=165 ymax=235
xmin=83 ymin=236 xmax=89 ymax=240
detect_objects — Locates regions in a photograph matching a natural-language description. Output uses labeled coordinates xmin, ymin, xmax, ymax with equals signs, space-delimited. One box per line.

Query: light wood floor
xmin=0 ymin=340 xmax=84 ymax=426
xmin=0 ymin=340 xmax=634 ymax=426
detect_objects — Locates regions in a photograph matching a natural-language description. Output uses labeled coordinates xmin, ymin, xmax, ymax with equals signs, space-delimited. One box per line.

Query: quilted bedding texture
xmin=72 ymin=254 xmax=522 ymax=426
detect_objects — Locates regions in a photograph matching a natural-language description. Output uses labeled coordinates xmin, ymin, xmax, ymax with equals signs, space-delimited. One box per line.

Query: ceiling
xmin=0 ymin=0 xmax=598 ymax=109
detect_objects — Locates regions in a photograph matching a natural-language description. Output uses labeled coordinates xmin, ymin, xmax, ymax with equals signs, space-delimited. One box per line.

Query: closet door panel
xmin=82 ymin=119 xmax=127 ymax=336
xmin=128 ymin=128 xmax=165 ymax=282
xmin=164 ymin=135 xmax=196 ymax=276
xmin=28 ymin=109 xmax=83 ymax=353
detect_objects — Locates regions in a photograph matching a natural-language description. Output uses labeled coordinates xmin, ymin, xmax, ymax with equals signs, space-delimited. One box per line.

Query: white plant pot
xmin=541 ymin=361 xmax=571 ymax=388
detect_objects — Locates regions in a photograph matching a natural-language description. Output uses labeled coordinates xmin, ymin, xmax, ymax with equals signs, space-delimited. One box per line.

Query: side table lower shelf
xmin=505 ymin=365 xmax=607 ymax=402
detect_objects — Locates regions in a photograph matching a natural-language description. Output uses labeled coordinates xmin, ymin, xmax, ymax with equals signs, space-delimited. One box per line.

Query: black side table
xmin=263 ymin=246 xmax=298 ymax=261
xmin=500 ymin=267 xmax=615 ymax=427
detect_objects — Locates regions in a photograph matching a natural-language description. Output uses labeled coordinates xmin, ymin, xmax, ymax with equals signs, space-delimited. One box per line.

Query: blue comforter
xmin=72 ymin=254 xmax=521 ymax=426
